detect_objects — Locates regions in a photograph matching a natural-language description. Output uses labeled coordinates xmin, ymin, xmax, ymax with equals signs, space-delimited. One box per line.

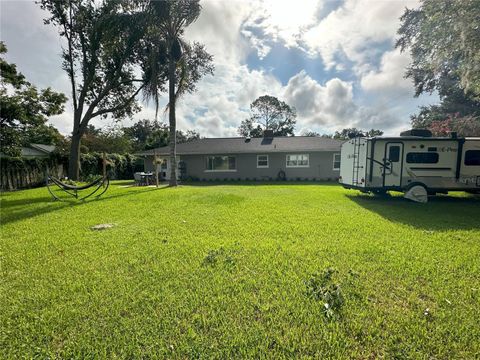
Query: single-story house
xmin=137 ymin=131 xmax=343 ymax=181
xmin=0 ymin=143 xmax=56 ymax=159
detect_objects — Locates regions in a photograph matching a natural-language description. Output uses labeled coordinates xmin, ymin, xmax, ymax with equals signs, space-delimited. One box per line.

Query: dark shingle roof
xmin=137 ymin=136 xmax=343 ymax=156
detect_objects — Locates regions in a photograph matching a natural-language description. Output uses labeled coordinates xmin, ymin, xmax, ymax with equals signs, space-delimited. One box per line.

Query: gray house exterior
xmin=138 ymin=135 xmax=343 ymax=181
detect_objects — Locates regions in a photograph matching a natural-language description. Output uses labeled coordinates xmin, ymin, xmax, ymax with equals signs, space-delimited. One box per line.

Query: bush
xmin=79 ymin=152 xmax=142 ymax=180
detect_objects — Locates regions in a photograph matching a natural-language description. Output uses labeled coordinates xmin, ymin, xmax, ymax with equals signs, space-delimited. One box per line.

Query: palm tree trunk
xmin=168 ymin=54 xmax=178 ymax=187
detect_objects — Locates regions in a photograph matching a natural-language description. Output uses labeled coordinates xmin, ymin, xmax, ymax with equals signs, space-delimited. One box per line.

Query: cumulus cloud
xmin=283 ymin=70 xmax=404 ymax=133
xmin=302 ymin=0 xmax=419 ymax=72
xmin=1 ymin=0 xmax=434 ymax=138
xmin=175 ymin=64 xmax=283 ymax=137
xmin=360 ymin=49 xmax=413 ymax=94
xmin=243 ymin=0 xmax=321 ymax=51
xmin=284 ymin=71 xmax=355 ymax=127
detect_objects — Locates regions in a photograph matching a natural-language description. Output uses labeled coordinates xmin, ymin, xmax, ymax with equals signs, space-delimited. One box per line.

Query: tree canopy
xmin=238 ymin=95 xmax=296 ymax=137
xmin=396 ymin=0 xmax=480 ymax=99
xmin=123 ymin=119 xmax=200 ymax=152
xmin=397 ymin=0 xmax=480 ymax=135
xmin=141 ymin=0 xmax=213 ymax=186
xmin=333 ymin=128 xmax=383 ymax=140
xmin=0 ymin=42 xmax=67 ymax=157
xmin=40 ymin=0 xmax=213 ymax=181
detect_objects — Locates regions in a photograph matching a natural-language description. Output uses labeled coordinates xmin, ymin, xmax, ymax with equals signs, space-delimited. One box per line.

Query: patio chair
xmin=134 ymin=172 xmax=144 ymax=186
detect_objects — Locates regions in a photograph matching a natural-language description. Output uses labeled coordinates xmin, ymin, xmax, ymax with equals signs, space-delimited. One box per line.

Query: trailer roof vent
xmin=400 ymin=129 xmax=432 ymax=137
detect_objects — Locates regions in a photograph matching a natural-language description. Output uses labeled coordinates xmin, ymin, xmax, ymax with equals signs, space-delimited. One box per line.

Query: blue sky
xmin=1 ymin=0 xmax=438 ymax=137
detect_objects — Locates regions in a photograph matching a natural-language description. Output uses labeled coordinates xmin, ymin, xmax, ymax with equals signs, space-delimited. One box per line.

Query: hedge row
xmin=1 ymin=153 xmax=143 ymax=191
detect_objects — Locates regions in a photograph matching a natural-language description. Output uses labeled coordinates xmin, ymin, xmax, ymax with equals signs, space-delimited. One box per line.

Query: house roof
xmin=0 ymin=143 xmax=56 ymax=158
xmin=137 ymin=136 xmax=344 ymax=156
xmin=30 ymin=143 xmax=56 ymax=153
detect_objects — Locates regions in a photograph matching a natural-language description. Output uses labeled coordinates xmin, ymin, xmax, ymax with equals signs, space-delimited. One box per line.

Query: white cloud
xmin=175 ymin=64 xmax=283 ymax=137
xmin=360 ymin=49 xmax=413 ymax=94
xmin=1 ymin=0 xmax=435 ymax=139
xmin=283 ymin=70 xmax=405 ymax=133
xmin=303 ymin=0 xmax=419 ymax=72
xmin=244 ymin=0 xmax=321 ymax=49
xmin=185 ymin=0 xmax=252 ymax=65
xmin=283 ymin=71 xmax=356 ymax=128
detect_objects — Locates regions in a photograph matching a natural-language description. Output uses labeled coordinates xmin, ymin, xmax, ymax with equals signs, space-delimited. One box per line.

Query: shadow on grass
xmin=0 ymin=186 xmax=163 ymax=226
xmin=181 ymin=181 xmax=340 ymax=187
xmin=346 ymin=192 xmax=480 ymax=231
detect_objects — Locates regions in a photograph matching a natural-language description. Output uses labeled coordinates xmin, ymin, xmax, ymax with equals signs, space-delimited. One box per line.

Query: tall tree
xmin=40 ymin=0 xmax=150 ymax=179
xmin=396 ymin=0 xmax=480 ymax=99
xmin=397 ymin=0 xmax=480 ymax=135
xmin=238 ymin=95 xmax=296 ymax=137
xmin=0 ymin=42 xmax=67 ymax=157
xmin=142 ymin=0 xmax=214 ymax=186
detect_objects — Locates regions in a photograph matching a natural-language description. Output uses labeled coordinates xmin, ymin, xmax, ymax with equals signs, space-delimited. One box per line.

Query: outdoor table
xmin=141 ymin=173 xmax=154 ymax=185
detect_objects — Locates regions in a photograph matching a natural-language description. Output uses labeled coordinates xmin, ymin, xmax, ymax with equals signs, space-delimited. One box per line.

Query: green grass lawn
xmin=1 ymin=182 xmax=479 ymax=358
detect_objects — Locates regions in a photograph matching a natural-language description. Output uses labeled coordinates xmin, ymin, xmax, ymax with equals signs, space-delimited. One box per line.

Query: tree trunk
xmin=168 ymin=54 xmax=177 ymax=187
xmin=68 ymin=131 xmax=82 ymax=180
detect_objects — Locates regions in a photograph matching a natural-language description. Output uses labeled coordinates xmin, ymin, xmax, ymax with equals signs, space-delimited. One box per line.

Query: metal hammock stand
xmin=46 ymin=174 xmax=109 ymax=201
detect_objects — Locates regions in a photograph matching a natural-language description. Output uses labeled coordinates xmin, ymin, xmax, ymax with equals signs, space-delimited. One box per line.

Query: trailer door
xmin=383 ymin=143 xmax=403 ymax=187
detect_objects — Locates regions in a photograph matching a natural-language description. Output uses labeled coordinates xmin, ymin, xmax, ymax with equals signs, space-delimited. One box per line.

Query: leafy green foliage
xmin=1 ymin=184 xmax=479 ymax=357
xmin=397 ymin=0 xmax=480 ymax=135
xmin=305 ymin=268 xmax=345 ymax=319
xmin=141 ymin=0 xmax=213 ymax=186
xmin=40 ymin=0 xmax=157 ymax=178
xmin=79 ymin=152 xmax=141 ymax=180
xmin=238 ymin=95 xmax=296 ymax=137
xmin=0 ymin=42 xmax=67 ymax=157
xmin=397 ymin=0 xmax=480 ymax=99
xmin=333 ymin=128 xmax=384 ymax=139
xmin=123 ymin=119 xmax=200 ymax=152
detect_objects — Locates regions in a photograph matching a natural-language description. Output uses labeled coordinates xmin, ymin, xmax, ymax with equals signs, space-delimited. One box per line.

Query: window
xmin=406 ymin=152 xmax=439 ymax=164
xmin=286 ymin=154 xmax=309 ymax=167
xmin=206 ymin=156 xmax=236 ymax=171
xmin=257 ymin=155 xmax=269 ymax=168
xmin=388 ymin=146 xmax=400 ymax=162
xmin=333 ymin=153 xmax=341 ymax=170
xmin=465 ymin=150 xmax=480 ymax=166
xmin=160 ymin=159 xmax=168 ymax=170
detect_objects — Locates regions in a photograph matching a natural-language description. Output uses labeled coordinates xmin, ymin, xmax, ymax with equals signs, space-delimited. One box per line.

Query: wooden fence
xmin=1 ymin=153 xmax=141 ymax=191
xmin=0 ymin=158 xmax=66 ymax=191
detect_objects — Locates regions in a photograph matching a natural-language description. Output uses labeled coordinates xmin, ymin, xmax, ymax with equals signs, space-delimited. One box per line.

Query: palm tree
xmin=143 ymin=0 xmax=203 ymax=187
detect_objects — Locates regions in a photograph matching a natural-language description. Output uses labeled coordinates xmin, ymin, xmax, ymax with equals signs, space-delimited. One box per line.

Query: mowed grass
xmin=1 ymin=182 xmax=479 ymax=359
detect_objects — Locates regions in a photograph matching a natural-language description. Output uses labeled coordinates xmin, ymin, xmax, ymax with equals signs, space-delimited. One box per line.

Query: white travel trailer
xmin=339 ymin=130 xmax=480 ymax=202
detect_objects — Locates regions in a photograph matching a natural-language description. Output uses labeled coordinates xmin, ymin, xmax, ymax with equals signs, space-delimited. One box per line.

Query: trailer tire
xmin=404 ymin=183 xmax=429 ymax=203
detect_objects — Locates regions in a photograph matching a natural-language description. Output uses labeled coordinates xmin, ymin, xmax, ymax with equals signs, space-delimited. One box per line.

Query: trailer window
xmin=464 ymin=150 xmax=480 ymax=166
xmin=406 ymin=152 xmax=439 ymax=164
xmin=388 ymin=146 xmax=400 ymax=162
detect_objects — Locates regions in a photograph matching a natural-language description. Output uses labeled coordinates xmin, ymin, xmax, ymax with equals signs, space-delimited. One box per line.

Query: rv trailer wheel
xmin=404 ymin=184 xmax=428 ymax=203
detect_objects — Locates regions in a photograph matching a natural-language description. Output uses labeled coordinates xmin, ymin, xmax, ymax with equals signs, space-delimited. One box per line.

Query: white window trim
xmin=333 ymin=153 xmax=341 ymax=170
xmin=257 ymin=154 xmax=269 ymax=168
xmin=286 ymin=154 xmax=310 ymax=168
xmin=205 ymin=155 xmax=237 ymax=172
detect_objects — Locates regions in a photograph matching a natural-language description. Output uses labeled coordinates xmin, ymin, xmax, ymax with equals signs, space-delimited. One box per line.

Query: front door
xmin=383 ymin=142 xmax=403 ymax=187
